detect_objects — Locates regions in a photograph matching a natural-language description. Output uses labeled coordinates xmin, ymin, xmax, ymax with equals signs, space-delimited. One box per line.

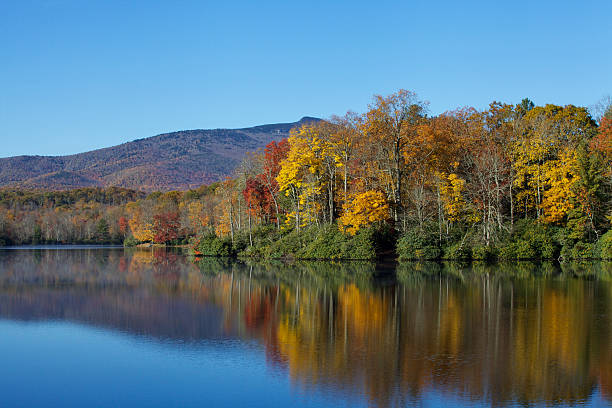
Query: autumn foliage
xmin=153 ymin=212 xmax=181 ymax=244
xmin=1 ymin=91 xmax=610 ymax=260
xmin=339 ymin=191 xmax=389 ymax=235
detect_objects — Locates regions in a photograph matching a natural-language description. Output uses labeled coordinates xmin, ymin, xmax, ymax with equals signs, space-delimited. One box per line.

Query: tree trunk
xmin=294 ymin=187 xmax=300 ymax=232
xmin=229 ymin=203 xmax=234 ymax=243
xmin=247 ymin=203 xmax=253 ymax=247
xmin=437 ymin=182 xmax=443 ymax=243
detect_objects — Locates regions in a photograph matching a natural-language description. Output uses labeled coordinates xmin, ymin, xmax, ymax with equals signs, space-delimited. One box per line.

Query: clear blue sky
xmin=1 ymin=0 xmax=611 ymax=157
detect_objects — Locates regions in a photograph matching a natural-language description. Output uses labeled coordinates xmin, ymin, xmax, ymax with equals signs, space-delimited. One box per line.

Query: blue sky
xmin=1 ymin=0 xmax=611 ymax=157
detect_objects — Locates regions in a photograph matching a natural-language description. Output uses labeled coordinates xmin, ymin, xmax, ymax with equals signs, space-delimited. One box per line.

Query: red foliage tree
xmin=153 ymin=212 xmax=182 ymax=244
xmin=118 ymin=216 xmax=129 ymax=237
xmin=256 ymin=139 xmax=290 ymax=226
xmin=592 ymin=116 xmax=612 ymax=163
xmin=263 ymin=139 xmax=290 ymax=177
xmin=243 ymin=177 xmax=274 ymax=221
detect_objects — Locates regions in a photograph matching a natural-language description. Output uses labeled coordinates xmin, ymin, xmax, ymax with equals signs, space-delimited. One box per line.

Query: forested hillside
xmin=0 ymin=117 xmax=319 ymax=191
xmin=1 ymin=90 xmax=610 ymax=261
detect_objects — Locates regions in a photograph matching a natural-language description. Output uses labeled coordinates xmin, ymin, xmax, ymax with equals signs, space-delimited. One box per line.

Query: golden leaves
xmin=339 ymin=190 xmax=389 ymax=235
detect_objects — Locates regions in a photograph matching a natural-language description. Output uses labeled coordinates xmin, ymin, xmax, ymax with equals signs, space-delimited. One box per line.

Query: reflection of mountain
xmin=0 ymin=288 xmax=227 ymax=341
xmin=1 ymin=249 xmax=612 ymax=407
xmin=0 ymin=249 xmax=232 ymax=340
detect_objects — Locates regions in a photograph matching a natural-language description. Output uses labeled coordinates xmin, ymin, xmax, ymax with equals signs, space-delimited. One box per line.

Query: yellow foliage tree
xmin=513 ymin=104 xmax=597 ymax=219
xmin=214 ymin=180 xmax=237 ymax=238
xmin=438 ymin=172 xmax=469 ymax=223
xmin=540 ymin=149 xmax=579 ymax=224
xmin=126 ymin=202 xmax=154 ymax=242
xmin=339 ymin=190 xmax=389 ymax=235
xmin=512 ymin=135 xmax=552 ymax=215
xmin=277 ymin=124 xmax=337 ymax=229
xmin=215 ymin=203 xmax=233 ymax=237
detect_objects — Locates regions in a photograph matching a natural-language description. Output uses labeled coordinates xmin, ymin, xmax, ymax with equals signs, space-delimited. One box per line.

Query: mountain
xmin=0 ymin=117 xmax=319 ymax=192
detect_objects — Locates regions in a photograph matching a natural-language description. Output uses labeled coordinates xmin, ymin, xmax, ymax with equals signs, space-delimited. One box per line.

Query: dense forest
xmin=1 ymin=90 xmax=611 ymax=260
xmin=0 ymin=186 xmax=212 ymax=246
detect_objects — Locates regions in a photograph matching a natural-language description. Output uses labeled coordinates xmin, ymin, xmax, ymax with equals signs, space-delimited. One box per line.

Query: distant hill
xmin=0 ymin=117 xmax=319 ymax=191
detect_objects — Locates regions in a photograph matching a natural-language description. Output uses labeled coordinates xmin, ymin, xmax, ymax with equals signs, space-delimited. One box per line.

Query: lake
xmin=0 ymin=247 xmax=611 ymax=407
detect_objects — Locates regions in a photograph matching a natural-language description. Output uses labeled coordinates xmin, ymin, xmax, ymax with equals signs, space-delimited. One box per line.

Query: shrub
xmin=540 ymin=241 xmax=558 ymax=259
xmin=232 ymin=233 xmax=249 ymax=254
xmin=123 ymin=236 xmax=139 ymax=247
xmin=252 ymin=224 xmax=394 ymax=260
xmin=397 ymin=228 xmax=440 ymax=261
xmin=560 ymin=243 xmax=573 ymax=260
xmin=499 ymin=240 xmax=546 ymax=260
xmin=499 ymin=220 xmax=559 ymax=260
xmin=196 ymin=233 xmax=234 ymax=257
xmin=341 ymin=228 xmax=377 ymax=260
xmin=265 ymin=229 xmax=309 ymax=258
xmin=514 ymin=240 xmax=537 ymax=259
xmin=299 ymin=225 xmax=348 ymax=259
xmin=238 ymin=225 xmax=281 ymax=258
xmin=472 ymin=245 xmax=498 ymax=262
xmin=570 ymin=242 xmax=594 ymax=259
xmin=521 ymin=221 xmax=558 ymax=259
xmin=498 ymin=242 xmax=518 ymax=260
xmin=595 ymin=230 xmax=612 ymax=260
xmin=443 ymin=242 xmax=471 ymax=261
xmin=252 ymin=224 xmax=279 ymax=241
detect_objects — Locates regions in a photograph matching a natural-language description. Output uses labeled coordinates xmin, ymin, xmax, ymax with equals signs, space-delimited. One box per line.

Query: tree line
xmin=196 ymin=90 xmax=612 ymax=260
xmin=0 ymin=186 xmax=213 ymax=245
xmin=1 ymin=90 xmax=611 ymax=260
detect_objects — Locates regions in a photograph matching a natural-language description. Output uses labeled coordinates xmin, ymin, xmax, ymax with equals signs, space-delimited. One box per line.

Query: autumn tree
xmin=463 ymin=103 xmax=515 ymax=245
xmin=153 ymin=211 xmax=182 ymax=244
xmin=406 ymin=110 xmax=472 ymax=235
xmin=591 ymin=105 xmax=612 ymax=168
xmin=215 ymin=179 xmax=238 ymax=240
xmin=181 ymin=200 xmax=210 ymax=236
xmin=235 ymin=153 xmax=261 ymax=245
xmin=258 ymin=139 xmax=290 ymax=228
xmin=339 ymin=191 xmax=389 ymax=235
xmin=118 ymin=216 xmax=129 ymax=238
xmin=277 ymin=123 xmax=336 ymax=230
xmin=363 ymin=90 xmax=428 ymax=228
xmin=540 ymin=149 xmax=579 ymax=224
xmin=243 ymin=177 xmax=273 ymax=221
xmin=512 ymin=104 xmax=597 ymax=220
xmin=329 ymin=112 xmax=361 ymax=210
xmin=127 ymin=201 xmax=155 ymax=242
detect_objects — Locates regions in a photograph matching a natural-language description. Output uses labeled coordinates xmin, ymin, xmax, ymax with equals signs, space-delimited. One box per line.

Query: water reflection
xmin=0 ymin=248 xmax=611 ymax=407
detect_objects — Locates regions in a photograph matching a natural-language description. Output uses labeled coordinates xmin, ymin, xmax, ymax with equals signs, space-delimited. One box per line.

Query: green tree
xmin=95 ymin=218 xmax=110 ymax=243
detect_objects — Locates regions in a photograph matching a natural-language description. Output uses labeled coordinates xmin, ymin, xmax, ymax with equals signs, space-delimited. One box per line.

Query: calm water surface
xmin=1 ymin=248 xmax=611 ymax=407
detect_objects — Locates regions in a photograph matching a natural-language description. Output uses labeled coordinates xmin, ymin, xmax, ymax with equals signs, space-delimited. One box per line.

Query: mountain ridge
xmin=0 ymin=117 xmax=319 ymax=192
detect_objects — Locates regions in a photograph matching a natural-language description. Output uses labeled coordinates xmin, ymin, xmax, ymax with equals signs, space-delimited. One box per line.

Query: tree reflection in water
xmin=0 ymin=248 xmax=611 ymax=407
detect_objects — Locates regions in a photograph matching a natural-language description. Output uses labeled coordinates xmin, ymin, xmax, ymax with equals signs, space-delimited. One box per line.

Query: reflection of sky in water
xmin=0 ymin=248 xmax=611 ymax=407
xmin=2 ymin=320 xmax=607 ymax=407
xmin=0 ymin=320 xmax=363 ymax=408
